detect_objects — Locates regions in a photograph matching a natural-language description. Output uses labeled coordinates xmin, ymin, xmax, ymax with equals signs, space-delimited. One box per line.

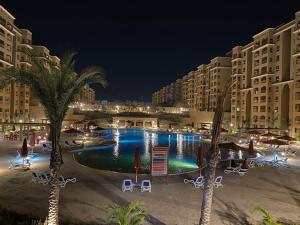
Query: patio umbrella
xmin=93 ymin=126 xmax=106 ymax=131
xmin=247 ymin=130 xmax=261 ymax=135
xmin=197 ymin=146 xmax=204 ymax=176
xmin=218 ymin=142 xmax=247 ymax=151
xmin=248 ymin=140 xmax=254 ymax=156
xmin=198 ymin=127 xmax=209 ymax=131
xmin=221 ymin=128 xmax=228 ymax=133
xmin=63 ymin=128 xmax=84 ymax=134
xmin=134 ymin=148 xmax=142 ymax=183
xmin=261 ymin=132 xmax=279 ymax=137
xmin=261 ymin=139 xmax=288 ymax=146
xmin=21 ymin=138 xmax=28 ymax=160
xmin=278 ymin=135 xmax=296 ymax=142
xmin=87 ymin=121 xmax=98 ymax=127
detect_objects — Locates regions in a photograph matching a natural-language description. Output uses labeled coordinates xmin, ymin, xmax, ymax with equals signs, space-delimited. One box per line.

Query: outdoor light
xmin=19 ymin=119 xmax=23 ymax=123
xmin=31 ymin=118 xmax=35 ymax=122
xmin=230 ymin=123 xmax=233 ymax=127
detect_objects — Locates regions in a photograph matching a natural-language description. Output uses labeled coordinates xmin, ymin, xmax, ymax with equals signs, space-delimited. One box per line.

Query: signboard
xmin=151 ymin=147 xmax=168 ymax=176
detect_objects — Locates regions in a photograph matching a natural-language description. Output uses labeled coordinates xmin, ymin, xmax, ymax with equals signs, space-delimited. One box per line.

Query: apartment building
xmin=0 ymin=5 xmax=96 ymax=123
xmin=153 ymin=10 xmax=300 ymax=136
xmin=0 ymin=5 xmax=31 ymax=122
xmin=80 ymin=85 xmax=96 ymax=103
xmin=208 ymin=57 xmax=232 ymax=112
xmin=152 ymin=56 xmax=232 ymax=113
xmin=231 ymin=11 xmax=300 ymax=136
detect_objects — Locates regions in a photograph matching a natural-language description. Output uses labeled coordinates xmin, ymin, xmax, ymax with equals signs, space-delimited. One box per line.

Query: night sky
xmin=2 ymin=1 xmax=300 ymax=102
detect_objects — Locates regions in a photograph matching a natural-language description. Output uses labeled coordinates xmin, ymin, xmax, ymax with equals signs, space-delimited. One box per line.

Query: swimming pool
xmin=73 ymin=129 xmax=255 ymax=174
xmin=73 ymin=129 xmax=201 ymax=174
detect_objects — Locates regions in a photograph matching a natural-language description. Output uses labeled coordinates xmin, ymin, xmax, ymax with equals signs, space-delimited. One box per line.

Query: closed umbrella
xmin=197 ymin=146 xmax=204 ymax=176
xmin=21 ymin=138 xmax=28 ymax=165
xmin=134 ymin=149 xmax=142 ymax=183
xmin=248 ymin=140 xmax=254 ymax=157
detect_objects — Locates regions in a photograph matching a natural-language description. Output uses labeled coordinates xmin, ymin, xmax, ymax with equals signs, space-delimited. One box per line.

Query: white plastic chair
xmin=193 ymin=176 xmax=204 ymax=188
xmin=141 ymin=180 xmax=151 ymax=192
xmin=122 ymin=179 xmax=133 ymax=192
xmin=214 ymin=176 xmax=223 ymax=188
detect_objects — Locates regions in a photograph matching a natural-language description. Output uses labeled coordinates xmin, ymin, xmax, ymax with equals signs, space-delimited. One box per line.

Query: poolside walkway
xmin=0 ymin=141 xmax=299 ymax=224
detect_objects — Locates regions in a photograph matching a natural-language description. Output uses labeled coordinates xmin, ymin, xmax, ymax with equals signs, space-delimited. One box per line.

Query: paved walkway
xmin=0 ymin=141 xmax=299 ymax=225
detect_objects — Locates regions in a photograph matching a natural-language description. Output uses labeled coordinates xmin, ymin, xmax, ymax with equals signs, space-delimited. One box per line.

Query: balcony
xmin=0 ymin=55 xmax=12 ymax=64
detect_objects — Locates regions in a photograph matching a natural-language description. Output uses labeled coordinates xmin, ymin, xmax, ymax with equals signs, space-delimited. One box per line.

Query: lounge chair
xmin=122 ymin=179 xmax=133 ymax=192
xmin=9 ymin=160 xmax=30 ymax=170
xmin=64 ymin=140 xmax=78 ymax=149
xmin=32 ymin=172 xmax=42 ymax=184
xmin=72 ymin=140 xmax=81 ymax=146
xmin=214 ymin=176 xmax=223 ymax=188
xmin=141 ymin=180 xmax=151 ymax=192
xmin=59 ymin=176 xmax=77 ymax=187
xmin=184 ymin=176 xmax=204 ymax=188
xmin=42 ymin=143 xmax=52 ymax=152
xmin=193 ymin=176 xmax=204 ymax=188
xmin=286 ymin=149 xmax=296 ymax=157
xmin=237 ymin=167 xmax=248 ymax=176
xmin=40 ymin=173 xmax=51 ymax=185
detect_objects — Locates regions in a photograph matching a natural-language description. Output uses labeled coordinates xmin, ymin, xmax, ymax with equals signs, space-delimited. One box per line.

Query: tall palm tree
xmin=0 ymin=51 xmax=107 ymax=225
xmin=199 ymin=83 xmax=231 ymax=225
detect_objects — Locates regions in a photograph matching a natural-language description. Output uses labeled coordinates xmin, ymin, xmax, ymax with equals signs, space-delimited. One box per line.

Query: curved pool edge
xmin=72 ymin=153 xmax=200 ymax=176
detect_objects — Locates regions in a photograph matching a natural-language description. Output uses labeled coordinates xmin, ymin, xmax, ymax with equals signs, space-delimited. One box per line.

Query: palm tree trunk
xmin=199 ymin=86 xmax=229 ymax=225
xmin=48 ymin=123 xmax=63 ymax=225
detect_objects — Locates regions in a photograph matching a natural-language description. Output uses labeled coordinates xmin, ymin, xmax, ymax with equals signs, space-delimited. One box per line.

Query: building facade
xmin=152 ymin=10 xmax=300 ymax=136
xmin=0 ymin=5 xmax=96 ymax=123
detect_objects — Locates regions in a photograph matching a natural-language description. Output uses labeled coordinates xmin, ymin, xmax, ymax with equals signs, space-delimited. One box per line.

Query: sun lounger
xmin=72 ymin=140 xmax=81 ymax=146
xmin=214 ymin=176 xmax=223 ymax=188
xmin=141 ymin=180 xmax=151 ymax=192
xmin=59 ymin=176 xmax=77 ymax=187
xmin=9 ymin=160 xmax=30 ymax=170
xmin=42 ymin=143 xmax=52 ymax=151
xmin=64 ymin=140 xmax=78 ymax=149
xmin=32 ymin=172 xmax=42 ymax=184
xmin=184 ymin=176 xmax=204 ymax=188
xmin=286 ymin=149 xmax=296 ymax=157
xmin=122 ymin=179 xmax=133 ymax=192
xmin=39 ymin=173 xmax=51 ymax=185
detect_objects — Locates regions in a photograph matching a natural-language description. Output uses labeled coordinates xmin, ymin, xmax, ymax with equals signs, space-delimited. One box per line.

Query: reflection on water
xmin=75 ymin=129 xmax=203 ymax=173
xmin=177 ymin=134 xmax=183 ymax=160
xmin=113 ymin=134 xmax=119 ymax=158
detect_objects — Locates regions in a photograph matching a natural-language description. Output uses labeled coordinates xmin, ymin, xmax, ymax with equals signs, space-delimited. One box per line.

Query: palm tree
xmin=107 ymin=201 xmax=146 ymax=225
xmin=0 ymin=51 xmax=107 ymax=225
xmin=255 ymin=208 xmax=283 ymax=225
xmin=199 ymin=84 xmax=231 ymax=225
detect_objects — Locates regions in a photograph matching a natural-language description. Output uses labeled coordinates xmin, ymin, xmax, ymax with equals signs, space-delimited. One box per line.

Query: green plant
xmin=107 ymin=201 xmax=146 ymax=225
xmin=255 ymin=207 xmax=283 ymax=225
xmin=1 ymin=50 xmax=106 ymax=225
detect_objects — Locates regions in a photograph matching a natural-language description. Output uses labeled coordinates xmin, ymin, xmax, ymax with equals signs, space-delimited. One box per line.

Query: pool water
xmin=73 ymin=129 xmax=201 ymax=174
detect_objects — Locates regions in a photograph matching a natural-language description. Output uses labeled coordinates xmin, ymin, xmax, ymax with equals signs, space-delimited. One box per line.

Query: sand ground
xmin=0 ymin=141 xmax=299 ymax=225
